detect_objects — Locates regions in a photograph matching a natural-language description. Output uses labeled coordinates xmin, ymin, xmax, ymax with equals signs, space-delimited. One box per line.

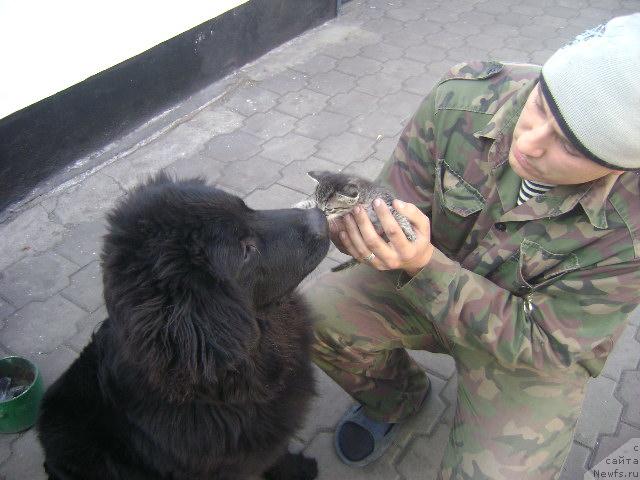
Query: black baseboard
xmin=0 ymin=0 xmax=337 ymax=213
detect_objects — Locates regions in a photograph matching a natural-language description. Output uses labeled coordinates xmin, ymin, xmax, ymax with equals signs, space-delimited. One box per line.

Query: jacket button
xmin=494 ymin=222 xmax=507 ymax=231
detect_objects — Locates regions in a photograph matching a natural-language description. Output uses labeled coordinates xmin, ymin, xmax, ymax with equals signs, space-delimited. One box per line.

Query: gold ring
xmin=362 ymin=252 xmax=375 ymax=262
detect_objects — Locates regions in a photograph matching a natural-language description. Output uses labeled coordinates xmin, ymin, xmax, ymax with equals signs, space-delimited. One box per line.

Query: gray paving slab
xmin=278 ymin=156 xmax=342 ymax=195
xmin=275 ymin=89 xmax=330 ymax=119
xmin=410 ymin=351 xmax=457 ymax=381
xmin=65 ymin=305 xmax=107 ymax=354
xmin=356 ymin=72 xmax=404 ymax=97
xmin=184 ymin=105 xmax=245 ymax=136
xmin=294 ymin=110 xmax=352 ymax=140
xmin=0 ymin=433 xmax=12 ymax=465
xmin=260 ymin=134 xmax=319 ymax=166
xmin=342 ymin=156 xmax=386 ymax=181
xmin=372 ymin=136 xmax=398 ymax=162
xmin=316 ymin=131 xmax=375 ymax=166
xmin=0 ymin=206 xmax=66 ymax=271
xmin=617 ymin=370 xmax=640 ymax=428
xmin=53 ymin=221 xmax=107 ymax=268
xmin=2 ymin=0 xmax=640 ymax=478
xmin=0 ymin=252 xmax=77 ymax=309
xmin=335 ymin=56 xmax=383 ymax=77
xmin=224 ymin=85 xmax=278 ymax=116
xmin=305 ymin=432 xmax=402 ymax=480
xmin=27 ymin=346 xmax=78 ymax=389
xmin=590 ymin=422 xmax=640 ymax=469
xmin=558 ymin=442 xmax=592 ymax=480
xmin=396 ymin=424 xmax=451 ymax=480
xmin=360 ymin=42 xmax=405 ymax=62
xmin=241 ymin=110 xmax=298 ymax=140
xmin=217 ymin=156 xmax=284 ymax=195
xmin=100 ymin=123 xmax=215 ymax=192
xmin=0 ymin=430 xmax=46 ymax=480
xmin=403 ymin=43 xmax=449 ymax=64
xmin=198 ymin=130 xmax=264 ymax=164
xmin=326 ymin=89 xmax=379 ymax=118
xmin=292 ymin=54 xmax=337 ymax=75
xmin=244 ymin=184 xmax=307 ymax=211
xmin=60 ymin=260 xmax=103 ymax=313
xmin=377 ymin=90 xmax=425 ymax=120
xmin=320 ymin=40 xmax=364 ymax=61
xmin=574 ymin=376 xmax=624 ymax=449
xmin=601 ymin=321 xmax=640 ymax=382
xmin=257 ymin=69 xmax=310 ymax=95
xmin=165 ymin=149 xmax=227 ymax=183
xmin=380 ymin=58 xmax=426 ymax=81
xmin=1 ymin=295 xmax=86 ymax=355
xmin=307 ymin=70 xmax=357 ymax=97
xmin=439 ymin=373 xmax=459 ymax=427
xmin=0 ymin=298 xmax=16 ymax=323
xmin=296 ymin=365 xmax=355 ymax=444
xmin=350 ymin=110 xmax=406 ymax=139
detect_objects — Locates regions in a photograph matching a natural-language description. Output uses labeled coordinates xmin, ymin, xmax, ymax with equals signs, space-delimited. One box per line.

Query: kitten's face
xmin=308 ymin=171 xmax=363 ymax=220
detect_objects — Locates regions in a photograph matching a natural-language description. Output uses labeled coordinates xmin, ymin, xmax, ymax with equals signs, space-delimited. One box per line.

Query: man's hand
xmin=327 ymin=215 xmax=349 ymax=255
xmin=338 ymin=199 xmax=434 ymax=276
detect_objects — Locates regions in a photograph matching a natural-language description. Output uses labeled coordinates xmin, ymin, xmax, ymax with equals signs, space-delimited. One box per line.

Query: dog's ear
xmin=114 ymin=276 xmax=258 ymax=401
xmin=167 ymin=280 xmax=257 ymax=384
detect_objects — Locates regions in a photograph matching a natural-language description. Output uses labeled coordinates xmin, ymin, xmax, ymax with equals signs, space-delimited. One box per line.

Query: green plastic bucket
xmin=0 ymin=356 xmax=44 ymax=433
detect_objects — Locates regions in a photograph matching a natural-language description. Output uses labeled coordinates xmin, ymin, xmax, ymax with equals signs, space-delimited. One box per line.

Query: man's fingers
xmin=351 ymin=206 xmax=393 ymax=258
xmin=373 ymin=199 xmax=411 ymax=248
xmin=338 ymin=228 xmax=359 ymax=259
xmin=393 ymin=200 xmax=429 ymax=235
xmin=344 ymin=213 xmax=375 ymax=259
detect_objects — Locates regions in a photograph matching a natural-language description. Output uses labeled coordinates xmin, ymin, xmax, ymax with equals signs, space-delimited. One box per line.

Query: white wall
xmin=0 ymin=0 xmax=249 ymax=120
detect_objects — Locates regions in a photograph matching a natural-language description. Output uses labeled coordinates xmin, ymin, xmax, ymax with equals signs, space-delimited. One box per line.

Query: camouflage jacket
xmin=379 ymin=61 xmax=640 ymax=378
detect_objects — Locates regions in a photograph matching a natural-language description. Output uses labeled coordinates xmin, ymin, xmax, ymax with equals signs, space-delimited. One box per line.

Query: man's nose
xmin=517 ymin=122 xmax=552 ymax=158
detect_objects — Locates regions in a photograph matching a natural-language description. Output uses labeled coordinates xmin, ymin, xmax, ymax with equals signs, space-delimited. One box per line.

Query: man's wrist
xmin=404 ymin=245 xmax=435 ymax=277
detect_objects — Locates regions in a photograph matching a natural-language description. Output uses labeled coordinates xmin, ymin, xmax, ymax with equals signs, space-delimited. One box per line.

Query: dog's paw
xmin=293 ymin=454 xmax=318 ymax=480
xmin=263 ymin=452 xmax=318 ymax=480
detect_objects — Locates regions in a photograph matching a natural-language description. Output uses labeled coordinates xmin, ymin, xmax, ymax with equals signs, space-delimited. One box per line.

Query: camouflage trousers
xmin=304 ymin=264 xmax=590 ymax=480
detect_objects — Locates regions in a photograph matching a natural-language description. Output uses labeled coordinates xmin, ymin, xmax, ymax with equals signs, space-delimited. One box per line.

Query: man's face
xmin=508 ymin=84 xmax=622 ymax=185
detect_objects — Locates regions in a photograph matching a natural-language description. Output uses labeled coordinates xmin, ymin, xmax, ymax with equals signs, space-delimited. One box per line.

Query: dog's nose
xmin=305 ymin=208 xmax=329 ymax=240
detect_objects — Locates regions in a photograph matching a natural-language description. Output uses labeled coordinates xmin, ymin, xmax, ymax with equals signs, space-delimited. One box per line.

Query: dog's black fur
xmin=37 ymin=174 xmax=329 ymax=480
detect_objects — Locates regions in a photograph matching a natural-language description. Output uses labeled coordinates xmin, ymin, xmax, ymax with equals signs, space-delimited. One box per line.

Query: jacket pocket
xmin=435 ymin=158 xmax=485 ymax=217
xmin=517 ymin=239 xmax=581 ymax=290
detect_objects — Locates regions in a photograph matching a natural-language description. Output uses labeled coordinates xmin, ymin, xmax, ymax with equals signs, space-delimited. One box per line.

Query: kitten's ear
xmin=342 ymin=182 xmax=359 ymax=199
xmin=307 ymin=171 xmax=329 ymax=183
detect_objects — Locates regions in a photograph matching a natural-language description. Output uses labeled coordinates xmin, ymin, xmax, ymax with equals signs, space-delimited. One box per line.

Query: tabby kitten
xmin=295 ymin=170 xmax=416 ymax=271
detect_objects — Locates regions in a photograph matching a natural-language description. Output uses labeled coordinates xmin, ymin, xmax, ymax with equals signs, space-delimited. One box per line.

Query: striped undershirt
xmin=517 ymin=179 xmax=555 ymax=206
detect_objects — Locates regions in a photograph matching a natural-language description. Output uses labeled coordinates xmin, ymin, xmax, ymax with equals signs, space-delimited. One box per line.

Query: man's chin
xmin=508 ymin=152 xmax=546 ymax=183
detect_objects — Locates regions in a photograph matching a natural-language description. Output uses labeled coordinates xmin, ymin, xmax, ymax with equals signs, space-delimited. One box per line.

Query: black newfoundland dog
xmin=37 ymin=174 xmax=330 ymax=480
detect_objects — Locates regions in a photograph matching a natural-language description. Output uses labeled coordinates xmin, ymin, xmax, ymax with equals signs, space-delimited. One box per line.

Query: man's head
xmin=509 ymin=13 xmax=640 ymax=185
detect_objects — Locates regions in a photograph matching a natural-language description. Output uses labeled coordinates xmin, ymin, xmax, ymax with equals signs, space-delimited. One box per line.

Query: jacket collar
xmin=473 ymin=78 xmax=617 ymax=229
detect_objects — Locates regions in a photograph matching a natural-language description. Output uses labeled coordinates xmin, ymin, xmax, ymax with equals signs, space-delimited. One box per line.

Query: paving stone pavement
xmin=1 ymin=1 xmax=639 ymax=478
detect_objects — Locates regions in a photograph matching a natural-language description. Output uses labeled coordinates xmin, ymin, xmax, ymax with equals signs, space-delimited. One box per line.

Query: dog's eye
xmin=242 ymin=241 xmax=258 ymax=262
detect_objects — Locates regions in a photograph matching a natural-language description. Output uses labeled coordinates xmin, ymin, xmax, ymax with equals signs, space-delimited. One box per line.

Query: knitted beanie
xmin=540 ymin=13 xmax=640 ymax=171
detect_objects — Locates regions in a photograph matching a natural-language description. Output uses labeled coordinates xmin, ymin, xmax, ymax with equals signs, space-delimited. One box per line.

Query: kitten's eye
xmin=343 ymin=183 xmax=359 ymax=198
xmin=242 ymin=240 xmax=258 ymax=262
